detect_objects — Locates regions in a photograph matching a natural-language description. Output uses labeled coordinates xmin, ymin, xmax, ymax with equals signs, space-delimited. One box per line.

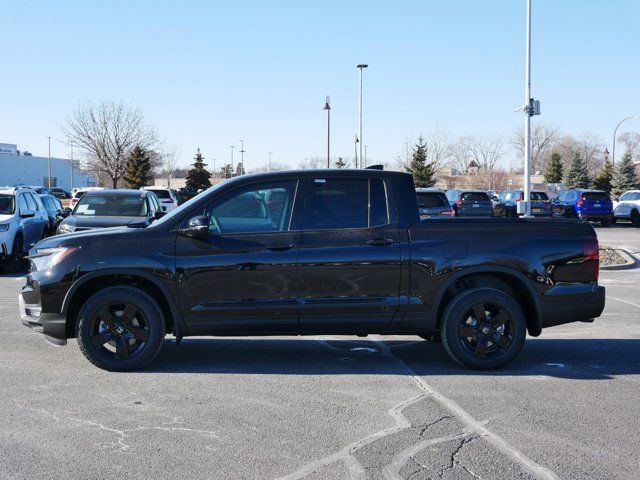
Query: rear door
xmin=297 ymin=176 xmax=401 ymax=333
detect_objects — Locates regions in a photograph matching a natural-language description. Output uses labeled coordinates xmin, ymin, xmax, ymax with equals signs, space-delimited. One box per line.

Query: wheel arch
xmin=62 ymin=268 xmax=183 ymax=341
xmin=434 ymin=266 xmax=542 ymax=337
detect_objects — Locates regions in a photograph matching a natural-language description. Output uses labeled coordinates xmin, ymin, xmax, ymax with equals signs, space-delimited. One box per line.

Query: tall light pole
xmin=323 ymin=96 xmax=331 ymax=168
xmin=519 ymin=0 xmax=540 ymax=217
xmin=47 ymin=136 xmax=52 ymax=188
xmin=165 ymin=153 xmax=174 ymax=188
xmin=612 ymin=116 xmax=640 ymax=165
xmin=239 ymin=139 xmax=245 ymax=169
xmin=357 ymin=64 xmax=368 ymax=169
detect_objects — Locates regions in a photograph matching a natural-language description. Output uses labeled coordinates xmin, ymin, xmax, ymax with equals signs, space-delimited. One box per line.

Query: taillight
xmin=577 ymin=196 xmax=584 ymax=206
xmin=441 ymin=210 xmax=454 ymax=217
xmin=516 ymin=192 xmax=523 ymax=201
xmin=583 ymin=237 xmax=599 ymax=280
xmin=454 ymin=197 xmax=462 ymax=205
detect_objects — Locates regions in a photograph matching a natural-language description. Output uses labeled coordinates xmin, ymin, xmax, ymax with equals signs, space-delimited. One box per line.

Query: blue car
xmin=552 ymin=189 xmax=614 ymax=226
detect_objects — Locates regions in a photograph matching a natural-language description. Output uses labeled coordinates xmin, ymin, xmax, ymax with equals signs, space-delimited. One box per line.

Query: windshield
xmin=461 ymin=192 xmax=489 ymax=202
xmin=74 ymin=194 xmax=148 ymax=217
xmin=531 ymin=192 xmax=549 ymax=201
xmin=148 ymin=189 xmax=171 ymax=199
xmin=0 ymin=194 xmax=16 ymax=215
xmin=583 ymin=192 xmax=610 ymax=202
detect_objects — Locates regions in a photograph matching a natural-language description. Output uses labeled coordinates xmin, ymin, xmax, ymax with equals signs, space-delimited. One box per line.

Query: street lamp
xmin=239 ymin=139 xmax=245 ymax=169
xmin=323 ymin=96 xmax=331 ymax=168
xmin=229 ymin=145 xmax=235 ymax=174
xmin=356 ymin=64 xmax=368 ymax=169
xmin=612 ymin=116 xmax=640 ymax=165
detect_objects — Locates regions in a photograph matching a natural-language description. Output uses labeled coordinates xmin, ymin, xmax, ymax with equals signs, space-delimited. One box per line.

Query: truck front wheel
xmin=440 ymin=288 xmax=526 ymax=369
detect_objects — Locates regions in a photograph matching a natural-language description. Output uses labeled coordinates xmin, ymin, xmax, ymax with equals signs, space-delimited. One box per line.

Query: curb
xmin=600 ymin=247 xmax=638 ymax=271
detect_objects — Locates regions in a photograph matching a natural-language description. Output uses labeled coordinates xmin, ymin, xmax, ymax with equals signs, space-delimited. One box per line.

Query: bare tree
xmin=468 ymin=136 xmax=505 ymax=171
xmin=510 ymin=122 xmax=560 ymax=174
xmin=448 ymin=136 xmax=475 ymax=174
xmin=248 ymin=162 xmax=288 ymax=173
xmin=467 ymin=168 xmax=510 ymax=191
xmin=61 ymin=101 xmax=158 ymax=187
xmin=395 ymin=129 xmax=451 ymax=172
xmin=619 ymin=132 xmax=640 ymax=162
xmin=555 ymin=133 xmax=605 ymax=177
xmin=298 ymin=157 xmax=325 ymax=169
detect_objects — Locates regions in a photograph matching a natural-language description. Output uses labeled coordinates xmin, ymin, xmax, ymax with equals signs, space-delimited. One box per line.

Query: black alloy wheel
xmin=441 ymin=288 xmax=526 ymax=369
xmin=76 ymin=286 xmax=165 ymax=371
xmin=5 ymin=235 xmax=24 ymax=274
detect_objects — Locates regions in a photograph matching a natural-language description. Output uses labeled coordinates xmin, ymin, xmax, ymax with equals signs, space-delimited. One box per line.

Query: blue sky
xmin=1 ymin=0 xmax=639 ymax=170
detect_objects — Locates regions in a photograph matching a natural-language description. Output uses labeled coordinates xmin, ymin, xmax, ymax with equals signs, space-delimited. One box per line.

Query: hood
xmin=62 ymin=215 xmax=150 ymax=229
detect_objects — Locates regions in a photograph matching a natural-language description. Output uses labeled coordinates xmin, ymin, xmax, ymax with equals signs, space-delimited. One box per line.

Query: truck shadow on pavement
xmin=148 ymin=337 xmax=640 ymax=380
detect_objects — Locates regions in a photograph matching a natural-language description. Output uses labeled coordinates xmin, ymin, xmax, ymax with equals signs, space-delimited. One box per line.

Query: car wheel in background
xmin=4 ymin=235 xmax=25 ymax=274
xmin=440 ymin=287 xmax=526 ymax=369
xmin=76 ymin=286 xmax=166 ymax=371
xmin=601 ymin=217 xmax=611 ymax=227
xmin=631 ymin=210 xmax=640 ymax=227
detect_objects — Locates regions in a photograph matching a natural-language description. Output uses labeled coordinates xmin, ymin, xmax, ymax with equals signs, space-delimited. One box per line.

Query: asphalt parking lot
xmin=0 ymin=225 xmax=638 ymax=480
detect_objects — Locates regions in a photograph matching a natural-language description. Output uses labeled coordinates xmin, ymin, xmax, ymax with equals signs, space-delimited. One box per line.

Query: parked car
xmin=486 ymin=190 xmax=498 ymax=200
xmin=445 ymin=189 xmax=493 ymax=217
xmin=613 ymin=190 xmax=640 ymax=227
xmin=21 ymin=169 xmax=604 ymax=371
xmin=552 ymin=189 xmax=614 ymax=226
xmin=38 ymin=194 xmax=69 ymax=235
xmin=50 ymin=188 xmax=71 ymax=199
xmin=141 ymin=186 xmax=179 ymax=212
xmin=23 ymin=186 xmax=51 ymax=195
xmin=69 ymin=187 xmax=105 ymax=208
xmin=416 ymin=188 xmax=454 ymax=219
xmin=493 ymin=190 xmax=553 ymax=218
xmin=0 ymin=187 xmax=50 ymax=272
xmin=57 ymin=189 xmax=165 ymax=234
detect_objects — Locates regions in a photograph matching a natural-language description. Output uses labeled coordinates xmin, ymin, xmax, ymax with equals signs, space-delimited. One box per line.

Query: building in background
xmin=0 ymin=142 xmax=96 ymax=189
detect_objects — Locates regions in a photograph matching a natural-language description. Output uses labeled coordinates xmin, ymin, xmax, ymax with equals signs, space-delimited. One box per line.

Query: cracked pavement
xmin=1 ymin=227 xmax=639 ymax=479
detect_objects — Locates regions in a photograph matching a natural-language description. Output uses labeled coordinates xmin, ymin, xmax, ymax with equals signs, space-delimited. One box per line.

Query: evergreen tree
xmin=334 ymin=157 xmax=346 ymax=168
xmin=544 ymin=151 xmax=563 ymax=184
xmin=563 ymin=152 xmax=591 ymax=189
xmin=593 ymin=160 xmax=615 ymax=194
xmin=235 ymin=162 xmax=246 ymax=176
xmin=185 ymin=148 xmax=212 ymax=191
xmin=405 ymin=136 xmax=436 ymax=187
xmin=611 ymin=152 xmax=639 ymax=197
xmin=220 ymin=164 xmax=234 ymax=179
xmin=123 ymin=145 xmax=152 ymax=189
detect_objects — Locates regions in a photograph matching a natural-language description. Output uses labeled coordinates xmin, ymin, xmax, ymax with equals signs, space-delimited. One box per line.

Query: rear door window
xmin=305 ymin=178 xmax=368 ymax=230
xmin=369 ymin=179 xmax=389 ymax=227
xmin=24 ymin=193 xmax=38 ymax=211
xmin=530 ymin=192 xmax=549 ymax=201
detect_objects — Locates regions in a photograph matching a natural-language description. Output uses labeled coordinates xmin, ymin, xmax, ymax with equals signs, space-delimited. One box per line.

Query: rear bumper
xmin=19 ymin=292 xmax=67 ymax=345
xmin=539 ymin=284 xmax=605 ymax=329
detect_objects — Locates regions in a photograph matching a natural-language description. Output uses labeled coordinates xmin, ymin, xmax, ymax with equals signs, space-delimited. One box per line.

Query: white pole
xmin=357 ymin=64 xmax=368 ymax=169
xmin=523 ymin=0 xmax=532 ymax=217
xmin=70 ymin=142 xmax=74 ymax=191
xmin=47 ymin=136 xmax=52 ymax=189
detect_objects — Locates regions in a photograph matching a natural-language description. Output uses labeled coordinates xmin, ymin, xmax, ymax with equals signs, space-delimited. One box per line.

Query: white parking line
xmin=607 ymin=296 xmax=640 ymax=309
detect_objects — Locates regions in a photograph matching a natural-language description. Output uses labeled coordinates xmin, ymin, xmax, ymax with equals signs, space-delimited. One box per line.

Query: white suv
xmin=141 ymin=187 xmax=178 ymax=212
xmin=0 ymin=187 xmax=50 ymax=273
xmin=613 ymin=190 xmax=640 ymax=227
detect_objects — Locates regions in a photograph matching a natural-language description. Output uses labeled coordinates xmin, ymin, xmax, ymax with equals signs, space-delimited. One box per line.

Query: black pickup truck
xmin=20 ymin=169 xmax=605 ymax=371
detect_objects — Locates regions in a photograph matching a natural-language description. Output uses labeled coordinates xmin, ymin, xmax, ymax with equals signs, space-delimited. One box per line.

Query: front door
xmin=297 ymin=176 xmax=402 ymax=333
xmin=175 ymin=178 xmax=302 ymax=335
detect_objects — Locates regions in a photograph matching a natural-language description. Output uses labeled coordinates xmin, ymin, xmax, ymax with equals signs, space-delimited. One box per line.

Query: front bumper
xmin=539 ymin=284 xmax=605 ymax=329
xmin=19 ymin=290 xmax=67 ymax=346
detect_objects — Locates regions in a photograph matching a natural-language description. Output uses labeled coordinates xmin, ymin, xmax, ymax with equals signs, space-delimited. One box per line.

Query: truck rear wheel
xmin=440 ymin=288 xmax=526 ymax=369
xmin=76 ymin=286 xmax=165 ymax=371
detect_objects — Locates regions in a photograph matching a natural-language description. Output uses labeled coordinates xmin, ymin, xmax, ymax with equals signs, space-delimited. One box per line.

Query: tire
xmin=76 ymin=286 xmax=166 ymax=371
xmin=631 ymin=210 xmax=640 ymax=228
xmin=4 ymin=234 xmax=24 ymax=274
xmin=600 ymin=218 xmax=611 ymax=227
xmin=440 ymin=288 xmax=526 ymax=369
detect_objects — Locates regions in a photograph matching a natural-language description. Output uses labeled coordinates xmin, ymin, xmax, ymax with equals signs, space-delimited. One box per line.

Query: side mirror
xmin=162 ymin=206 xmax=167 ymax=212
xmin=20 ymin=209 xmax=36 ymax=218
xmin=154 ymin=210 xmax=166 ymax=220
xmin=181 ymin=215 xmax=209 ymax=239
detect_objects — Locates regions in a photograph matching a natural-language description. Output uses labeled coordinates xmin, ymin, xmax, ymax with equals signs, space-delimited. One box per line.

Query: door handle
xmin=366 ymin=238 xmax=394 ymax=247
xmin=265 ymin=243 xmax=294 ymax=251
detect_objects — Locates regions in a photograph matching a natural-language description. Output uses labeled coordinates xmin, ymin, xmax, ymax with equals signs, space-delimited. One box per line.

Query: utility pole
xmin=323 ymin=96 xmax=331 ymax=168
xmin=47 ymin=136 xmax=52 ymax=188
xmin=357 ymin=64 xmax=368 ymax=169
xmin=239 ymin=139 xmax=245 ymax=169
xmin=268 ymin=152 xmax=273 ymax=171
xmin=354 ymin=134 xmax=359 ymax=168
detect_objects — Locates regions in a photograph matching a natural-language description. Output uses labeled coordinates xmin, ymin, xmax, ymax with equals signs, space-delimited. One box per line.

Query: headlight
xmin=0 ymin=224 xmax=9 ymax=232
xmin=29 ymin=246 xmax=79 ymax=271
xmin=57 ymin=223 xmax=75 ymax=234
